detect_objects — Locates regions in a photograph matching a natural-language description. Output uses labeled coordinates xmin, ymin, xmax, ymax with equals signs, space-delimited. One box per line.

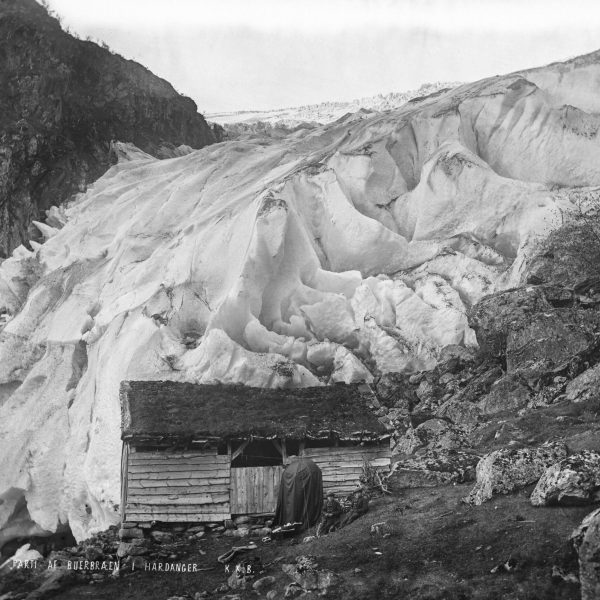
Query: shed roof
xmin=120 ymin=380 xmax=387 ymax=445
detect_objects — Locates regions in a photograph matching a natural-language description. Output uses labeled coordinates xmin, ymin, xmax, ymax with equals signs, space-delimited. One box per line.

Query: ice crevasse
xmin=2 ymin=55 xmax=600 ymax=541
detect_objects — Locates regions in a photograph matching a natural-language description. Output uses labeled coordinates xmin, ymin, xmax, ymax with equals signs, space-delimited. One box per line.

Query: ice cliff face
xmin=208 ymin=81 xmax=461 ymax=128
xmin=2 ymin=49 xmax=600 ymax=545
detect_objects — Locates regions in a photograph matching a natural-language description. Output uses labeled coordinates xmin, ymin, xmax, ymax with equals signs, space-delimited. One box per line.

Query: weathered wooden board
xmin=130 ymin=450 xmax=218 ymax=459
xmin=230 ymin=466 xmax=283 ymax=515
xmin=126 ymin=502 xmax=230 ymax=514
xmin=128 ymin=459 xmax=229 ymax=468
xmin=127 ymin=493 xmax=229 ymax=505
xmin=126 ymin=512 xmax=229 ymax=523
xmin=128 ymin=480 xmax=230 ymax=491
xmin=129 ymin=470 xmax=229 ymax=480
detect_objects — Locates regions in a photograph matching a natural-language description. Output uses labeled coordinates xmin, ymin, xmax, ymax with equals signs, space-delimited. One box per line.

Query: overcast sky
xmin=46 ymin=0 xmax=600 ymax=113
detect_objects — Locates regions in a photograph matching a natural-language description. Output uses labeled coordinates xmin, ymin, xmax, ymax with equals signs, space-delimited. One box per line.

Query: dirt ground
xmin=8 ymin=484 xmax=588 ymax=600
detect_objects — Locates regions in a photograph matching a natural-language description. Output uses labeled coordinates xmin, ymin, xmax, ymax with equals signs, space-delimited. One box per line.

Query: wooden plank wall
xmin=125 ymin=450 xmax=231 ymax=522
xmin=301 ymin=445 xmax=391 ymax=496
xmin=230 ymin=466 xmax=283 ymax=515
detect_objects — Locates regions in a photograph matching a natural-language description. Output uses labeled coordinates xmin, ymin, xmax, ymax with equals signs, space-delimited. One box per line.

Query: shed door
xmin=230 ymin=466 xmax=283 ymax=515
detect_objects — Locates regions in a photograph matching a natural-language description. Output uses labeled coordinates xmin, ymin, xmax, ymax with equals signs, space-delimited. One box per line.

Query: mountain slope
xmin=0 ymin=0 xmax=218 ymax=257
xmin=1 ymin=48 xmax=600 ymax=545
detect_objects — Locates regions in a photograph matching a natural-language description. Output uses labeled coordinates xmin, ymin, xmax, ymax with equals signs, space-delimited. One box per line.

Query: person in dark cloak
xmin=339 ymin=489 xmax=369 ymax=527
xmin=273 ymin=457 xmax=323 ymax=531
xmin=316 ymin=491 xmax=342 ymax=536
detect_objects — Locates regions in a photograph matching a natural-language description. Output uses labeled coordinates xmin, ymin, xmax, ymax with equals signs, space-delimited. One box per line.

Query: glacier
xmin=2 ymin=51 xmax=600 ymax=543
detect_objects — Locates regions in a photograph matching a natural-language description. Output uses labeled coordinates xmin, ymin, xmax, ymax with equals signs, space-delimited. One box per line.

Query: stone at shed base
xmin=150 ymin=530 xmax=174 ymax=543
xmin=463 ymin=442 xmax=568 ymax=505
xmin=531 ymin=451 xmax=600 ymax=506
xmin=119 ymin=527 xmax=144 ymax=539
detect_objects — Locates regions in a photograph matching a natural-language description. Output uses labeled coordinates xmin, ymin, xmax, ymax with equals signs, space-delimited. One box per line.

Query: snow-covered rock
xmin=2 ymin=49 xmax=600 ymax=543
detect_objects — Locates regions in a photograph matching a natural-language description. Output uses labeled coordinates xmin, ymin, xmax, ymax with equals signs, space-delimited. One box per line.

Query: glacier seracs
xmin=2 ymin=54 xmax=600 ymax=542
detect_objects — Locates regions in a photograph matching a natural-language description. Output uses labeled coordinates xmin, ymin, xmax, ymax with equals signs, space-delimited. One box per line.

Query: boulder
xmin=388 ymin=450 xmax=479 ymax=489
xmin=393 ymin=419 xmax=469 ymax=455
xmin=565 ymin=364 xmax=600 ymax=403
xmin=572 ymin=508 xmax=600 ymax=600
xmin=531 ymin=451 xmax=600 ymax=506
xmin=476 ymin=375 xmax=530 ymax=416
xmin=506 ymin=311 xmax=597 ymax=378
xmin=436 ymin=399 xmax=481 ymax=430
xmin=463 ymin=442 xmax=568 ymax=505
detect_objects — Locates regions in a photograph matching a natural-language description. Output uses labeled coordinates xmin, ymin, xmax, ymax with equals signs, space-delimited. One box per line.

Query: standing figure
xmin=316 ymin=492 xmax=342 ymax=536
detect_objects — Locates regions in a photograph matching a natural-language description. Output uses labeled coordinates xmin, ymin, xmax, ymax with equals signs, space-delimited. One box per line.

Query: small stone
xmin=194 ymin=592 xmax=209 ymax=600
xmin=354 ymin=568 xmax=362 ymax=574
xmin=233 ymin=527 xmax=250 ymax=538
xmin=187 ymin=525 xmax=205 ymax=534
xmin=253 ymin=575 xmax=276 ymax=594
xmin=284 ymin=582 xmax=303 ymax=598
xmin=150 ymin=530 xmax=174 ymax=543
xmin=85 ymin=546 xmax=104 ymax=561
xmin=409 ymin=373 xmax=423 ymax=385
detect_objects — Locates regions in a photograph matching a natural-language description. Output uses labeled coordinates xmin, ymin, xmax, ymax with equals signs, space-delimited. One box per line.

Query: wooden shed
xmin=119 ymin=381 xmax=391 ymax=524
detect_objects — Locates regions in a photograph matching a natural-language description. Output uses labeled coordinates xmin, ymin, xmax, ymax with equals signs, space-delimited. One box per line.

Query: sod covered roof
xmin=120 ymin=380 xmax=387 ymax=444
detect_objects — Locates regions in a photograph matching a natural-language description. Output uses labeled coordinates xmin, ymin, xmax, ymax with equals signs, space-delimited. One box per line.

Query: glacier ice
xmin=2 ymin=53 xmax=600 ymax=542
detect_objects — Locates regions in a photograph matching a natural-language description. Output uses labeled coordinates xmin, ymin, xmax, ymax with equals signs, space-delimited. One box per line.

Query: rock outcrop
xmin=0 ymin=0 xmax=217 ymax=256
xmin=464 ymin=442 xmax=568 ymax=505
xmin=469 ymin=286 xmax=600 ymax=382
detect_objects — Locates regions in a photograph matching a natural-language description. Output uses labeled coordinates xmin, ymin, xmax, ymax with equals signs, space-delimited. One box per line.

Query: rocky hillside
xmin=2 ymin=38 xmax=600 ymax=574
xmin=0 ymin=0 xmax=218 ymax=257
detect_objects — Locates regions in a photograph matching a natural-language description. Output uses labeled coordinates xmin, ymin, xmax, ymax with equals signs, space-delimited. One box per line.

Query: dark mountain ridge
xmin=0 ymin=0 xmax=219 ymax=256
